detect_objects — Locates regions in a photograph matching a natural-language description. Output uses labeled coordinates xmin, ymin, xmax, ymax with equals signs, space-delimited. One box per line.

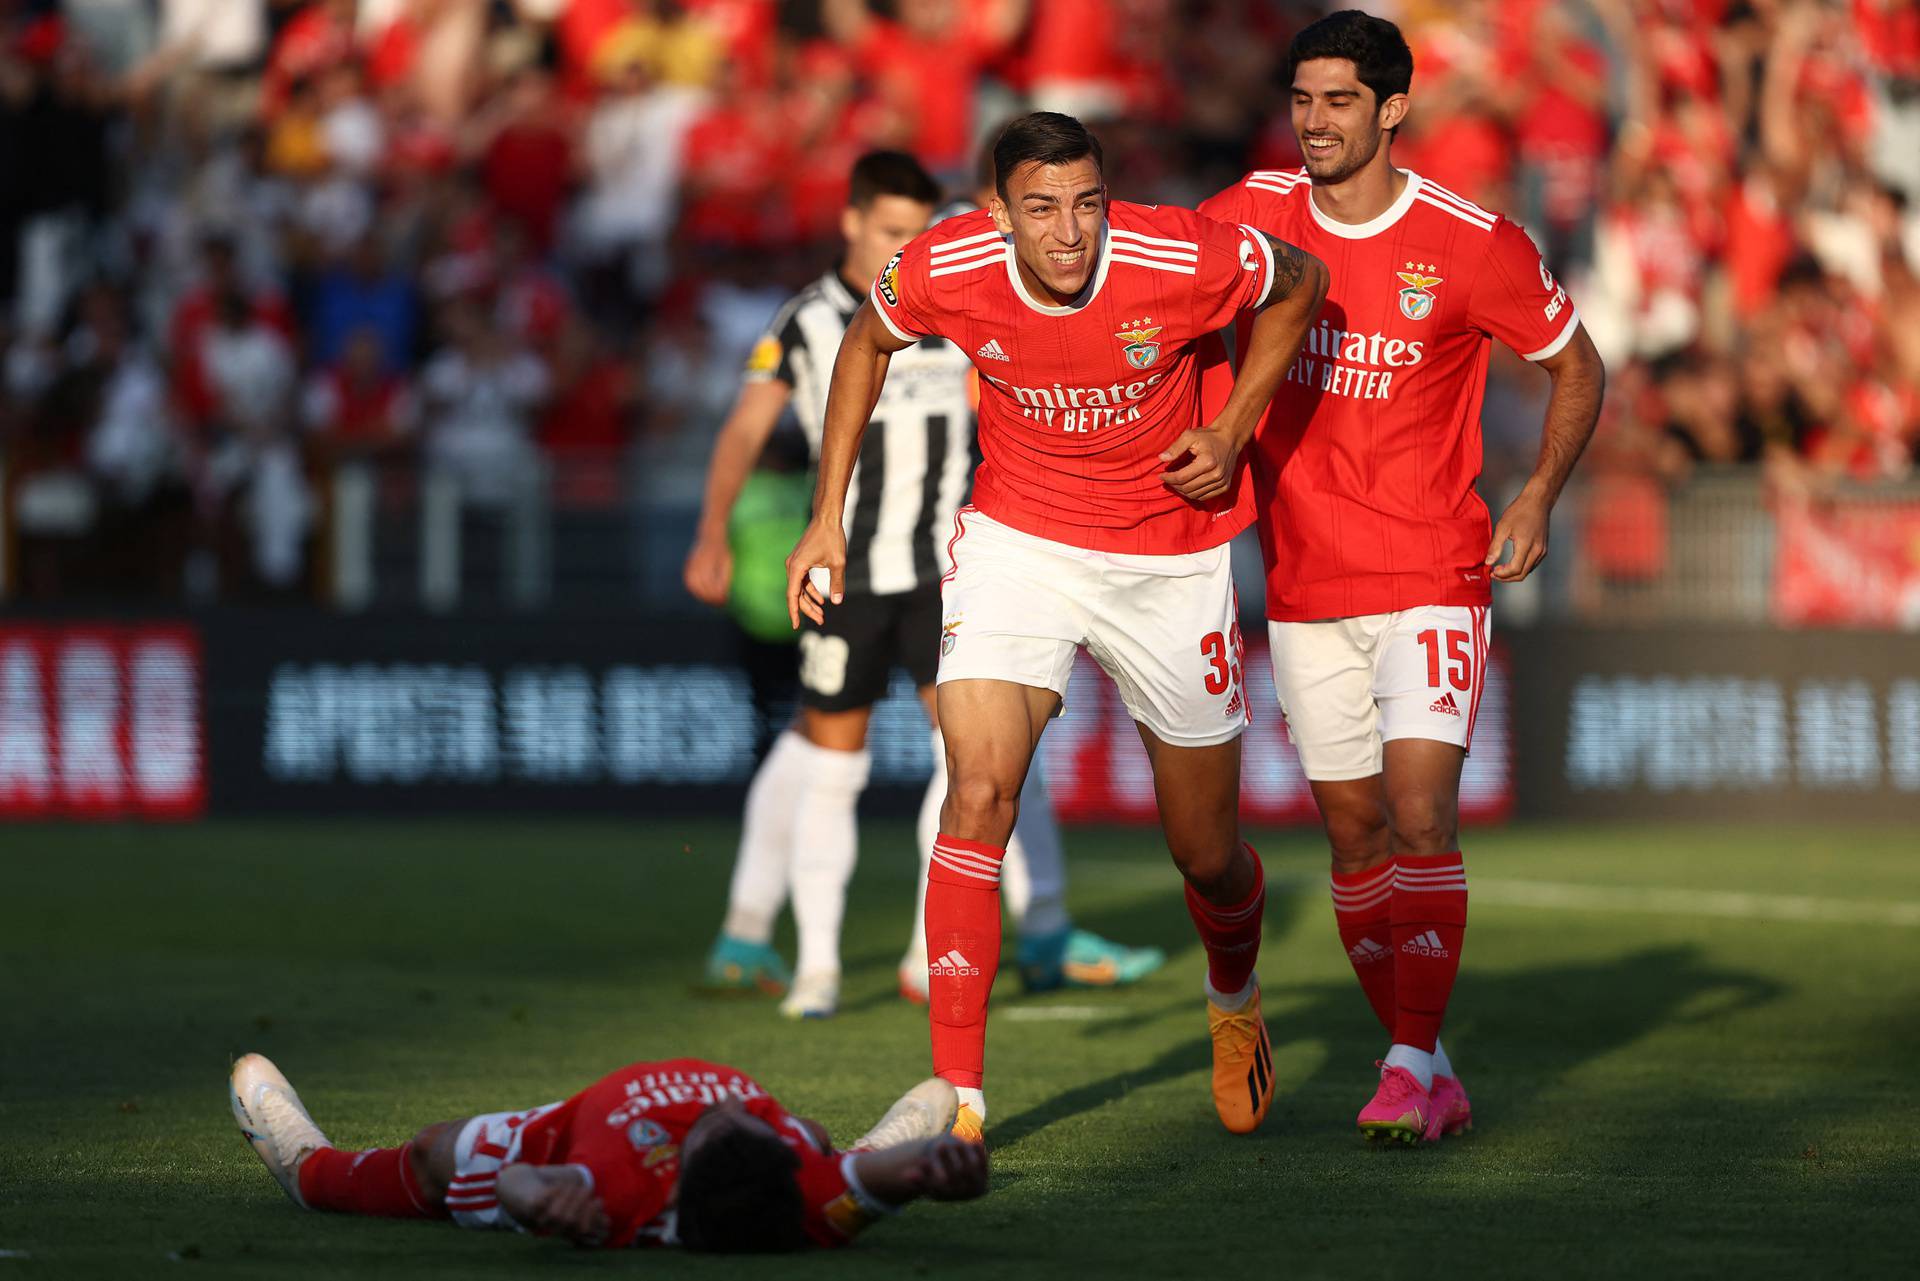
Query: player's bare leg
xmin=1137 ymin=728 xmax=1274 ymax=1135
xmin=777 ymin=704 xmax=874 ymax=1019
xmin=925 ymin=677 xmax=1059 ymax=1141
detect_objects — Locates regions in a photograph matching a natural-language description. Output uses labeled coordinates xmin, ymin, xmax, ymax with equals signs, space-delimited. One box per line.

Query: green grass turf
xmin=3 ymin=820 xmax=1917 ymax=1278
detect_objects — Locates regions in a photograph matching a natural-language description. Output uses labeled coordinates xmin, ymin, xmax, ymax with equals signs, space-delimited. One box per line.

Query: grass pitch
xmin=2 ymin=819 xmax=1916 ymax=1278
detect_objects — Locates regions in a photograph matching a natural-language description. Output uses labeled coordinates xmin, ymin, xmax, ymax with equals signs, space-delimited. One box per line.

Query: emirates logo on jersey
xmin=1395 ymin=263 xmax=1444 ymax=320
xmin=1114 ymin=319 xmax=1163 ymax=369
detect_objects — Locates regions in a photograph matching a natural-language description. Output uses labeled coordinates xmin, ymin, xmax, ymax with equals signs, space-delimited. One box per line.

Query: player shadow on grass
xmin=1267 ymin=944 xmax=1786 ymax=1137
xmin=990 ymin=944 xmax=1782 ymax=1150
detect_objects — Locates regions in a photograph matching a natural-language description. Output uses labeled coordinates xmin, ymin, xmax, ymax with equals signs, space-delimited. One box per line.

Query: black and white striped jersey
xmin=744 ymin=269 xmax=975 ymax=596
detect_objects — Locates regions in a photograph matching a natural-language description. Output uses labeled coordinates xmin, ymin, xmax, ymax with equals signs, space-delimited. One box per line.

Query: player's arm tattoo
xmin=1261 ymin=232 xmax=1313 ymax=302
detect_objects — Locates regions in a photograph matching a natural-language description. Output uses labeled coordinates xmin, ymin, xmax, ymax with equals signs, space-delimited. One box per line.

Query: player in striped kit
xmin=1200 ymin=11 xmax=1606 ymax=1143
xmin=787 ymin=113 xmax=1327 ymax=1141
xmin=685 ymin=151 xmax=1160 ymax=1020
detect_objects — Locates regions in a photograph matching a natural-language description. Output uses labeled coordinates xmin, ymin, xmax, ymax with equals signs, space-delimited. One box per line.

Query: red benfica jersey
xmin=1199 ymin=168 xmax=1579 ymax=620
xmin=870 ymin=202 xmax=1277 ymax=554
xmin=512 ymin=1059 xmax=870 ymax=1249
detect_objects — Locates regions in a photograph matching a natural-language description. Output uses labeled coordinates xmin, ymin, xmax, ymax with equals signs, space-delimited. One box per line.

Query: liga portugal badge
xmin=1114 ymin=321 xmax=1162 ymax=369
xmin=1395 ymin=264 xmax=1443 ymax=320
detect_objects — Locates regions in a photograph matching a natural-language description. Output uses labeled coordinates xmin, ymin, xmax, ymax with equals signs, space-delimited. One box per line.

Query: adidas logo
xmin=1401 ymin=929 xmax=1450 ymax=958
xmin=1429 ymin=691 xmax=1461 ymax=717
xmin=928 ymin=949 xmax=982 ymax=977
xmin=976 ymin=338 xmax=1011 ymax=362
xmin=1348 ymin=937 xmax=1390 ymax=963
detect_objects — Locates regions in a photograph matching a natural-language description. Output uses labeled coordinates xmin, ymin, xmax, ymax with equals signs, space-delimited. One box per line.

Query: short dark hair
xmin=993 ymin=112 xmax=1103 ymax=198
xmin=674 ymin=1123 xmax=807 ymax=1253
xmin=848 ymin=150 xmax=941 ymax=210
xmin=1286 ymin=10 xmax=1414 ymax=110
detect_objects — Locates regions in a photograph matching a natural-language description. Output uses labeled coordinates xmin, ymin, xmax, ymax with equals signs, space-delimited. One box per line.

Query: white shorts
xmin=1268 ymin=605 xmax=1491 ymax=781
xmin=938 ymin=508 xmax=1248 ymax=748
xmin=444 ymin=1100 xmax=568 ymax=1230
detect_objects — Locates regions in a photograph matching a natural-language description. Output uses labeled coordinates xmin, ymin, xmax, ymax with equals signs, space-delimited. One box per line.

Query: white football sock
xmin=905 ymin=730 xmax=944 ymax=971
xmin=955 ymin=1087 xmax=987 ymax=1122
xmin=1432 ymin=1039 xmax=1454 ymax=1081
xmin=720 ymin=730 xmax=807 ymax=943
xmin=1205 ymin=971 xmax=1256 ymax=1013
xmin=1384 ymin=1043 xmax=1435 ymax=1091
xmin=1007 ymin=761 xmax=1069 ymax=938
xmin=789 ymin=739 xmax=870 ymax=978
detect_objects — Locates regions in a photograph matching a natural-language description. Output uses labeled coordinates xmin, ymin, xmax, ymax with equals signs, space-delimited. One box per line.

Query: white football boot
xmin=229 ymin=1053 xmax=330 ymax=1207
xmin=778 ymin=970 xmax=840 ymax=1020
xmin=848 ymin=1078 xmax=959 ymax=1151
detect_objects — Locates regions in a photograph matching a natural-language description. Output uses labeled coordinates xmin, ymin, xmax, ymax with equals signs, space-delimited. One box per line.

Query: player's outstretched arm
xmin=786 ymin=302 xmax=911 ymax=627
xmin=1163 ymin=234 xmax=1328 ymax=502
xmin=1485 ymin=323 xmax=1605 ymax=582
xmin=496 ymin=1164 xmax=611 ymax=1247
xmin=847 ymin=1136 xmax=991 ymax=1209
xmin=684 ymin=378 xmax=795 ymax=607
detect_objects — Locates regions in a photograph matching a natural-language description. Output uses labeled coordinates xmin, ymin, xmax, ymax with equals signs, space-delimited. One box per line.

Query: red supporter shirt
xmin=1200 ymin=169 xmax=1580 ymax=621
xmin=512 ymin=1059 xmax=875 ymax=1249
xmin=870 ymin=203 xmax=1277 ymax=554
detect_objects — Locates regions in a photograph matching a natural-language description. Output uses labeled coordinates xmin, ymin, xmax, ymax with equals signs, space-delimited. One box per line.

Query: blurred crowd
xmin=0 ymin=0 xmax=1915 ymax=602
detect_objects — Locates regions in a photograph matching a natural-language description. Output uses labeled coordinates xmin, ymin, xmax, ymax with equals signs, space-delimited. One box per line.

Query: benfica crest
xmin=1114 ymin=320 xmax=1163 ymax=369
xmin=1395 ymin=263 xmax=1443 ymax=320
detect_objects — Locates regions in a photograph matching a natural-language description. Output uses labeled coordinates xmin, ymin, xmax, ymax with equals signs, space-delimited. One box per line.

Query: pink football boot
xmin=1423 ymin=1073 xmax=1474 ymax=1141
xmin=1356 ymin=1062 xmax=1430 ymax=1145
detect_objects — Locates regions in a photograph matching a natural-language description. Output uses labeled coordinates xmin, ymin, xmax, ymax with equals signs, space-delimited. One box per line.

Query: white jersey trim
xmin=1522 ymin=310 xmax=1581 ymax=362
xmin=1307 ymin=171 xmax=1423 ymax=239
xmin=1241 ymin=223 xmax=1277 ymax=308
xmin=1413 ymin=192 xmax=1495 ymax=231
xmin=1246 ymin=167 xmax=1307 ymax=196
xmin=870 ymin=288 xmax=925 ymax=344
xmin=929 ymin=244 xmax=1008 ymax=278
xmin=1110 ymin=253 xmax=1196 ymax=275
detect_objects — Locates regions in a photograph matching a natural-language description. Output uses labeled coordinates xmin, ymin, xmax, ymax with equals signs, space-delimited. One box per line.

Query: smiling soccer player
xmin=784 ymin=112 xmax=1327 ymax=1142
xmin=1199 ymin=10 xmax=1606 ymax=1144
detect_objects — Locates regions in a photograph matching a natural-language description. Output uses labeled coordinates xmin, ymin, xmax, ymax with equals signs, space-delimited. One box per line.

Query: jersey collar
xmin=1005 ymin=220 xmax=1111 ymax=316
xmin=1307 ymin=171 xmax=1422 ymax=239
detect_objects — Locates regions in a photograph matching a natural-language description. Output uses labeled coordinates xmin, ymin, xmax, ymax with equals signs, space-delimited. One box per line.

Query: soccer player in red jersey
xmin=230 ymin=1053 xmax=984 ymax=1251
xmin=785 ymin=113 xmax=1327 ymax=1141
xmin=1199 ymin=11 xmax=1606 ymax=1144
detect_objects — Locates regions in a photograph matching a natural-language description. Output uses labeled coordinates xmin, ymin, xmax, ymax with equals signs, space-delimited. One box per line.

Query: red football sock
xmin=1330 ymin=859 xmax=1398 ymax=1033
xmin=297 ymin=1143 xmax=444 ymax=1218
xmin=1184 ymin=844 xmax=1265 ymax=997
xmin=926 ymin=833 xmax=1006 ymax=1090
xmin=1390 ymin=853 xmax=1469 ymax=1052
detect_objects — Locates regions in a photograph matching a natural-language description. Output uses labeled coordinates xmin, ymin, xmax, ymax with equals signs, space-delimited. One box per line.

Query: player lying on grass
xmin=230 ymin=1053 xmax=985 ymax=1251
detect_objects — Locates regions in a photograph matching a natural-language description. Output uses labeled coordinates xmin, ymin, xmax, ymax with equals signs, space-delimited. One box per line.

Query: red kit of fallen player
xmin=230 ymin=1052 xmax=986 ymax=1252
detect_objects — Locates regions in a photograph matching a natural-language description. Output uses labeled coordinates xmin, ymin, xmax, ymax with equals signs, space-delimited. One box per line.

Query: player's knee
xmin=1322 ymin=807 xmax=1390 ymax=867
xmin=1171 ymin=838 xmax=1242 ymax=897
xmin=1387 ymin=794 xmax=1458 ymax=854
xmin=942 ymin=770 xmax=1020 ymax=837
xmin=408 ymin=1121 xmax=459 ymax=1198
